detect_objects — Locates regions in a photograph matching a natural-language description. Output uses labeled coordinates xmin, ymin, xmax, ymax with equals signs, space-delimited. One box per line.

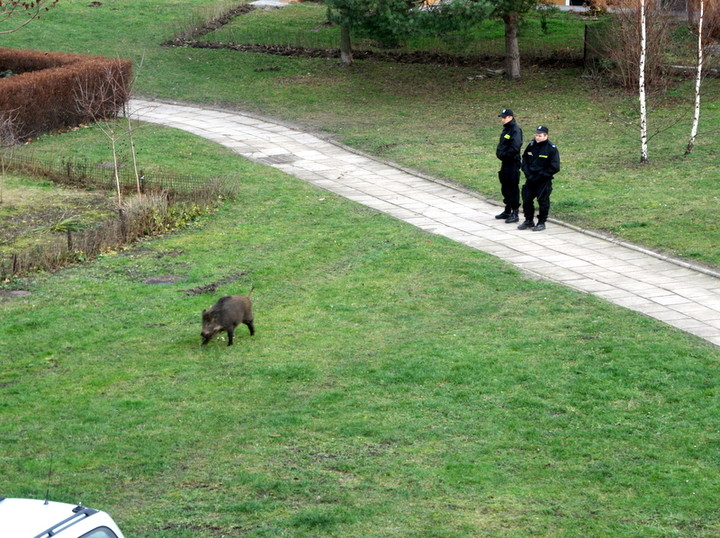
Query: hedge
xmin=0 ymin=48 xmax=132 ymax=142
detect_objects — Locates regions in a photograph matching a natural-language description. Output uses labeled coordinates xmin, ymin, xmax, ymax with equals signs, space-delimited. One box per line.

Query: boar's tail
xmin=247 ymin=285 xmax=255 ymax=297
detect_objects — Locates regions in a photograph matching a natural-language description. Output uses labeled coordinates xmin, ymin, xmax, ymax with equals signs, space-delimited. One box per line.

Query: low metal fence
xmin=0 ymin=150 xmax=230 ymax=193
xmin=0 ymin=151 xmax=239 ymax=279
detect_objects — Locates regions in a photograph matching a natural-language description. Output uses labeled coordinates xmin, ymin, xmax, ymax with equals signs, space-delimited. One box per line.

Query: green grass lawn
xmin=2 ymin=1 xmax=720 ymax=536
xmin=3 ymin=129 xmax=719 ymax=536
xmin=5 ymin=0 xmax=718 ymax=266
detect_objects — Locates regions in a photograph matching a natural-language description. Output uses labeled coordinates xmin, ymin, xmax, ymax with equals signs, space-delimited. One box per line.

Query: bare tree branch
xmin=73 ymin=61 xmax=133 ymax=203
xmin=0 ymin=1 xmax=59 ymax=35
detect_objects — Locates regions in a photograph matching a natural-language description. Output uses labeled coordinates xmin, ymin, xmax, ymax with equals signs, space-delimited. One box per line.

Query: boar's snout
xmin=200 ymin=330 xmax=213 ymax=345
xmin=200 ymin=309 xmax=220 ymax=345
xmin=200 ymin=321 xmax=221 ymax=345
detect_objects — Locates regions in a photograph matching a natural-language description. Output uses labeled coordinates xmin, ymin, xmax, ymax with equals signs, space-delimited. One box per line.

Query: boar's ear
xmin=202 ymin=309 xmax=207 ymax=315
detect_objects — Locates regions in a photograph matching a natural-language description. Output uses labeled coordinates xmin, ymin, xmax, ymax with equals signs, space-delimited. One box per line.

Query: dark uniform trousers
xmin=521 ymin=179 xmax=553 ymax=224
xmin=520 ymin=137 xmax=559 ymax=224
xmin=498 ymin=159 xmax=521 ymax=211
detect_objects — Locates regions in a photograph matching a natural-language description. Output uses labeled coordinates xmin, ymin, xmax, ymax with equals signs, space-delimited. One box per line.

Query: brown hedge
xmin=0 ymin=48 xmax=132 ymax=141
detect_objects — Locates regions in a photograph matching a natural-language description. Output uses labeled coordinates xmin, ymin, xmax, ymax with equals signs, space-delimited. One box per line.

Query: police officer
xmin=518 ymin=125 xmax=560 ymax=232
xmin=495 ymin=108 xmax=523 ymax=223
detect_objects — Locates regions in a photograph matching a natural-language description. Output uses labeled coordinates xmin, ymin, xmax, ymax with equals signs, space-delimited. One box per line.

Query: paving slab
xmin=129 ymin=98 xmax=720 ymax=348
xmin=249 ymin=0 xmax=288 ymax=8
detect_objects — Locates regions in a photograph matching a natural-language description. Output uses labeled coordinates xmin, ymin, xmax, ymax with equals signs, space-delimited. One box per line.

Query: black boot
xmin=505 ymin=209 xmax=519 ymax=223
xmin=517 ymin=220 xmax=534 ymax=230
xmin=532 ymin=221 xmax=546 ymax=231
xmin=495 ymin=209 xmax=511 ymax=220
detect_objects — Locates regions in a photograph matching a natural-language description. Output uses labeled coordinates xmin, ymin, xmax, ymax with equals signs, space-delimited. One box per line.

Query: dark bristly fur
xmin=201 ymin=287 xmax=254 ymax=346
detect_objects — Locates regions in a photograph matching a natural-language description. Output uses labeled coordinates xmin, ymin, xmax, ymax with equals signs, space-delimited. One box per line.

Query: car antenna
xmin=44 ymin=452 xmax=54 ymax=505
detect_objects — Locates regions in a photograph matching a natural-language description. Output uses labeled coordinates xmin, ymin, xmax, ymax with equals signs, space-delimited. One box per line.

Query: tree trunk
xmin=639 ymin=0 xmax=649 ymax=163
xmin=503 ymin=14 xmax=521 ymax=80
xmin=111 ymin=137 xmax=122 ymax=202
xmin=124 ymin=107 xmax=142 ymax=195
xmin=686 ymin=0 xmax=704 ymax=155
xmin=340 ymin=24 xmax=353 ymax=65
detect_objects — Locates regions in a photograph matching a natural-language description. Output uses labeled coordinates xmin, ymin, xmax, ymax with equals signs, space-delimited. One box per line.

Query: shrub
xmin=585 ymin=3 xmax=672 ymax=90
xmin=0 ymin=48 xmax=132 ymax=141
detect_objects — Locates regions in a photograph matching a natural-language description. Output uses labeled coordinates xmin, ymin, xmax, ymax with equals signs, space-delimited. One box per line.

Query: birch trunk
xmin=686 ymin=0 xmax=704 ymax=156
xmin=639 ymin=0 xmax=649 ymax=164
xmin=111 ymin=137 xmax=122 ymax=204
xmin=128 ymin=120 xmax=141 ymax=195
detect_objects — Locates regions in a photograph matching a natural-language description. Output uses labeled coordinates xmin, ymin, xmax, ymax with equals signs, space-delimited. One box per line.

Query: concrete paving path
xmin=129 ymin=98 xmax=720 ymax=348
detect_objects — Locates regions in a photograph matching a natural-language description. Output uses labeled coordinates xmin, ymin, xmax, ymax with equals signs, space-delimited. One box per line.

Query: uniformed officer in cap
xmin=518 ymin=125 xmax=560 ymax=232
xmin=495 ymin=108 xmax=523 ymax=223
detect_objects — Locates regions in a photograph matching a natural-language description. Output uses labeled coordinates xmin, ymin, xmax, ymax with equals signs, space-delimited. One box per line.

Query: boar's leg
xmin=227 ymin=328 xmax=235 ymax=346
xmin=245 ymin=320 xmax=255 ymax=336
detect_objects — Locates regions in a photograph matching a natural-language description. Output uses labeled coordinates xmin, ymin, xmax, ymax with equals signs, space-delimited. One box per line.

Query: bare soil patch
xmin=181 ymin=271 xmax=250 ymax=296
xmin=166 ymin=38 xmax=583 ymax=69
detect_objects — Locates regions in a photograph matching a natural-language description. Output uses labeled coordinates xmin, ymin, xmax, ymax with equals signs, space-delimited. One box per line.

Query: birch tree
xmin=638 ymin=0 xmax=649 ymax=164
xmin=685 ymin=0 xmax=704 ymax=155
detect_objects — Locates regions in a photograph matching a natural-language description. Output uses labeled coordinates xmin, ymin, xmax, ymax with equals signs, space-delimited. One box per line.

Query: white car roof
xmin=0 ymin=497 xmax=124 ymax=537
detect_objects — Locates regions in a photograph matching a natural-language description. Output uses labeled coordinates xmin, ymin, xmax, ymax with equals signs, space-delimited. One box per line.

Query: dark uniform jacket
xmin=496 ymin=119 xmax=523 ymax=162
xmin=521 ymin=139 xmax=560 ymax=182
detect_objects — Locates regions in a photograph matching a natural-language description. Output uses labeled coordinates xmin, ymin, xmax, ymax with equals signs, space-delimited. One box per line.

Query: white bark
xmin=123 ymin=57 xmax=143 ymax=195
xmin=639 ymin=0 xmax=649 ymax=164
xmin=686 ymin=0 xmax=704 ymax=155
xmin=110 ymin=136 xmax=122 ymax=203
xmin=127 ymin=114 xmax=142 ymax=195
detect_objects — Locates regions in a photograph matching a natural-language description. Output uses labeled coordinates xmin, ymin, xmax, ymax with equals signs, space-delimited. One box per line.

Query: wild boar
xmin=201 ymin=288 xmax=255 ymax=346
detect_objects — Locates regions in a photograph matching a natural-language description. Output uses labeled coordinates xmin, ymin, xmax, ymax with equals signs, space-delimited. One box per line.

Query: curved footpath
xmin=130 ymin=98 xmax=720 ymax=348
